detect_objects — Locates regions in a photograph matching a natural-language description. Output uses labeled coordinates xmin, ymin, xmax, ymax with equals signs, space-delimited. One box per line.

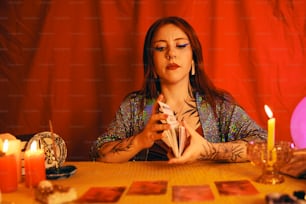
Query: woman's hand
xmin=135 ymin=94 xmax=170 ymax=149
xmin=168 ymin=120 xmax=249 ymax=164
xmin=168 ymin=120 xmax=209 ymax=164
xmin=281 ymin=149 xmax=306 ymax=178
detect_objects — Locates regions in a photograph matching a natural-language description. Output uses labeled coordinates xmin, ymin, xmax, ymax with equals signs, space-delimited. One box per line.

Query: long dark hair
xmin=141 ymin=16 xmax=232 ymax=112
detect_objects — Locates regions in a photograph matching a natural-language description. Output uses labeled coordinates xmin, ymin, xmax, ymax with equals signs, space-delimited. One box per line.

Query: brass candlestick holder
xmin=247 ymin=141 xmax=295 ymax=184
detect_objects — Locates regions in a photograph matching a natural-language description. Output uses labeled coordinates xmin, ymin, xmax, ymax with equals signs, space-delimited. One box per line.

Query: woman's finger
xmin=168 ymin=155 xmax=190 ymax=164
xmin=152 ymin=94 xmax=164 ymax=113
xmin=182 ymin=120 xmax=197 ymax=136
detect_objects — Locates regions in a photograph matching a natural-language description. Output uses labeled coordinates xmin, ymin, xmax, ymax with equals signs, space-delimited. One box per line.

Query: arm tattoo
xmin=99 ymin=136 xmax=135 ymax=158
xmin=200 ymin=141 xmax=246 ymax=162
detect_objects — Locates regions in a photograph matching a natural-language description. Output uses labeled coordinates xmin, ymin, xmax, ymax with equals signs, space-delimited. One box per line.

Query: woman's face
xmin=152 ymin=24 xmax=193 ymax=86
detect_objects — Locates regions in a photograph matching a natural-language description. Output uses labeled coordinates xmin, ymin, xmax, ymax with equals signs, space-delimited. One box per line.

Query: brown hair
xmin=141 ymin=16 xmax=231 ymax=112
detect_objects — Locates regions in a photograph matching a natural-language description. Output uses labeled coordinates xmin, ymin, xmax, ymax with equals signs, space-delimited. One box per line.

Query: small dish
xmin=27 ymin=131 xmax=67 ymax=169
xmin=46 ymin=165 xmax=77 ymax=180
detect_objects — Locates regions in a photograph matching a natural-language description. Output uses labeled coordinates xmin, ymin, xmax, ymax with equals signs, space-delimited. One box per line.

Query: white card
xmin=158 ymin=101 xmax=186 ymax=157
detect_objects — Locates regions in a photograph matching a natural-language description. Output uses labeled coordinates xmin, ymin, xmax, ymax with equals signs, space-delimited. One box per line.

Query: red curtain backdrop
xmin=0 ymin=0 xmax=305 ymax=160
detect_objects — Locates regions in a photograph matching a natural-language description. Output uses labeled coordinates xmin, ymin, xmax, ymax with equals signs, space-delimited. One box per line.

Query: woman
xmin=91 ymin=16 xmax=266 ymax=163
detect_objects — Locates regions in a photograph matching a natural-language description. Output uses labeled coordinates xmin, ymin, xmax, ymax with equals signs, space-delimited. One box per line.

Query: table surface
xmin=2 ymin=161 xmax=305 ymax=204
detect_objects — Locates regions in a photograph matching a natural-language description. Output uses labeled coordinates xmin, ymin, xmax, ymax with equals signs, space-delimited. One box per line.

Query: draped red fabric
xmin=0 ymin=0 xmax=305 ymax=160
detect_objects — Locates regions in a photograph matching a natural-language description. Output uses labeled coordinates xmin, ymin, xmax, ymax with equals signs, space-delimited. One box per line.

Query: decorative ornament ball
xmin=290 ymin=97 xmax=306 ymax=149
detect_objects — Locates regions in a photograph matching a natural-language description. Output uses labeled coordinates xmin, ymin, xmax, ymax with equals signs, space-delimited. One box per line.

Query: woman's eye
xmin=154 ymin=46 xmax=166 ymax=52
xmin=177 ymin=43 xmax=189 ymax=49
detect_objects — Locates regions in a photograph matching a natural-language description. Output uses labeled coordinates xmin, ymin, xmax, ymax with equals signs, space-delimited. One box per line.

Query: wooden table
xmin=2 ymin=161 xmax=305 ymax=204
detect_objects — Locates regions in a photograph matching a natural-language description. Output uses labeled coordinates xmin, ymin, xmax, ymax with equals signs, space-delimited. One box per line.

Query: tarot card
xmin=78 ymin=186 xmax=126 ymax=203
xmin=215 ymin=180 xmax=259 ymax=196
xmin=178 ymin=126 xmax=187 ymax=156
xmin=172 ymin=185 xmax=214 ymax=202
xmin=127 ymin=180 xmax=167 ymax=195
xmin=158 ymin=101 xmax=187 ymax=157
xmin=158 ymin=101 xmax=179 ymax=128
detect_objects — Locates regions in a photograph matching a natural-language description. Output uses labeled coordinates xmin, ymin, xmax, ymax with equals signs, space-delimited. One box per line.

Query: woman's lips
xmin=167 ymin=63 xmax=180 ymax=70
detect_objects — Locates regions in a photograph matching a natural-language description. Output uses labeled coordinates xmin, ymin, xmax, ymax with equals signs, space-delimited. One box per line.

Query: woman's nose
xmin=166 ymin=47 xmax=176 ymax=60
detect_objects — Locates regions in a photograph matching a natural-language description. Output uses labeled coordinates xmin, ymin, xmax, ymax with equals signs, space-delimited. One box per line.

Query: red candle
xmin=24 ymin=140 xmax=46 ymax=187
xmin=6 ymin=139 xmax=22 ymax=182
xmin=0 ymin=140 xmax=18 ymax=193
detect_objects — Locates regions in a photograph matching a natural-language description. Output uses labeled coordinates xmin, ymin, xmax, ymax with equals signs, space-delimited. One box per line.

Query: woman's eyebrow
xmin=174 ymin=37 xmax=189 ymax=41
xmin=153 ymin=37 xmax=189 ymax=44
xmin=152 ymin=39 xmax=167 ymax=44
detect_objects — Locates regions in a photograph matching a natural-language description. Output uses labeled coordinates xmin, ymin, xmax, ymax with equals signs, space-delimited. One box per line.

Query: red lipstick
xmin=167 ymin=63 xmax=179 ymax=70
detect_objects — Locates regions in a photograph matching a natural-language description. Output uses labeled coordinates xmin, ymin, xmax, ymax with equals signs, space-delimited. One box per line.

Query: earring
xmin=153 ymin=72 xmax=158 ymax=79
xmin=191 ymin=60 xmax=195 ymax=75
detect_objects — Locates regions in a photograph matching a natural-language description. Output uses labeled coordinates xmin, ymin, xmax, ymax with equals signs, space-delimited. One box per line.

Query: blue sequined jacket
xmin=91 ymin=91 xmax=266 ymax=161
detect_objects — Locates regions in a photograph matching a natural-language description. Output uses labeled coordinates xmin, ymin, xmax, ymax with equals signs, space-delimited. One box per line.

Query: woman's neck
xmin=160 ymin=82 xmax=193 ymax=112
xmin=160 ymin=82 xmax=199 ymax=127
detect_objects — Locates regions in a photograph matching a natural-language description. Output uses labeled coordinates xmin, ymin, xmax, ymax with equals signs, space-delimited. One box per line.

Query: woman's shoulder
xmin=196 ymin=92 xmax=246 ymax=116
xmin=119 ymin=90 xmax=145 ymax=107
xmin=122 ymin=90 xmax=144 ymax=101
xmin=196 ymin=92 xmax=235 ymax=106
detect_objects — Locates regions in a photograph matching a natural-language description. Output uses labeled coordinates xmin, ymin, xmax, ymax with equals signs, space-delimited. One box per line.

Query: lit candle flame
xmin=3 ymin=139 xmax=9 ymax=153
xmin=264 ymin=105 xmax=273 ymax=118
xmin=30 ymin=140 xmax=38 ymax=152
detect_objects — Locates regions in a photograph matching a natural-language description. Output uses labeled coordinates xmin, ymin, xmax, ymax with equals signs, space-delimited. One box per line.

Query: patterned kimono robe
xmin=91 ymin=92 xmax=266 ymax=161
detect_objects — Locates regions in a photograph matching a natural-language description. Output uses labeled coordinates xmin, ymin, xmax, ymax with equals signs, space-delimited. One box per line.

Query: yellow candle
xmin=264 ymin=105 xmax=275 ymax=151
